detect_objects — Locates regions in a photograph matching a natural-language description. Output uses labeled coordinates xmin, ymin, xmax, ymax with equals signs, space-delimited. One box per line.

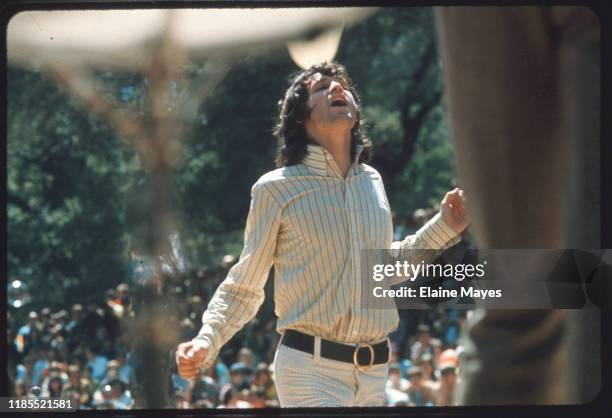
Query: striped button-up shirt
xmin=195 ymin=144 xmax=460 ymax=368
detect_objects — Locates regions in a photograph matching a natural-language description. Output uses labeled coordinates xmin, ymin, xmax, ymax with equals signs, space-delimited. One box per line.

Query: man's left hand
xmin=440 ymin=187 xmax=469 ymax=234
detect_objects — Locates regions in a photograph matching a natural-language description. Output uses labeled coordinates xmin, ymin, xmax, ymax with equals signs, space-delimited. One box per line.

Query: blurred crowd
xmin=7 ymin=284 xmax=141 ymax=409
xmin=7 ymin=206 xmax=470 ymax=409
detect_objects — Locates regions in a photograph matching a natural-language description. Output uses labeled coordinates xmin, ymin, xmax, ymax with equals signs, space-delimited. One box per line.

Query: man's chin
xmin=328 ymin=113 xmax=356 ymax=126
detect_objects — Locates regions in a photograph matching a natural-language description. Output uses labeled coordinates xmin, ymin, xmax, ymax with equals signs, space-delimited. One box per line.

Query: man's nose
xmin=329 ymin=81 xmax=343 ymax=93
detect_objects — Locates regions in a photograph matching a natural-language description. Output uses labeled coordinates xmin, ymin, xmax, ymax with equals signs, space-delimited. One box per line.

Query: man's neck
xmin=310 ymin=128 xmax=352 ymax=177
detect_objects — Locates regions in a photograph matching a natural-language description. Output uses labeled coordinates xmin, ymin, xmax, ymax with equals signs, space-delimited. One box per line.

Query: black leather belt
xmin=280 ymin=329 xmax=389 ymax=371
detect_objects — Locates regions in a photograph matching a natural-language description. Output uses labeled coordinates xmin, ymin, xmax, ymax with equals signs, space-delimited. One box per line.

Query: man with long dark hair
xmin=176 ymin=62 xmax=468 ymax=407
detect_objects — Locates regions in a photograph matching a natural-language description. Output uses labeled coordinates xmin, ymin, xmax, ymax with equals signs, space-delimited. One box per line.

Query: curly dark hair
xmin=273 ymin=62 xmax=373 ymax=167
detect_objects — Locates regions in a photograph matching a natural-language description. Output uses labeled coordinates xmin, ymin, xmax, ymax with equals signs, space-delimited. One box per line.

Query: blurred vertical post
xmin=130 ymin=12 xmax=185 ymax=408
xmin=434 ymin=6 xmax=600 ymax=405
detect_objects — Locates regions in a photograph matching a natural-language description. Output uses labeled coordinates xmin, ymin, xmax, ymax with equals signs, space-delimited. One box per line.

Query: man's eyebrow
xmin=310 ymin=76 xmax=347 ymax=90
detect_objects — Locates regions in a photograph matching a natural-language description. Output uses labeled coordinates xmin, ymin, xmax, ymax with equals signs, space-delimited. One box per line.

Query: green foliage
xmin=7 ymin=68 xmax=144 ymax=310
xmin=396 ymin=107 xmax=456 ymax=215
xmin=175 ymin=52 xmax=297 ymax=265
xmin=338 ymin=7 xmax=454 ymax=218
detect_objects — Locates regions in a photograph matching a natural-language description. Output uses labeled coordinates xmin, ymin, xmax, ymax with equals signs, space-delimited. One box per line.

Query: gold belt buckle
xmin=353 ymin=342 xmax=375 ymax=372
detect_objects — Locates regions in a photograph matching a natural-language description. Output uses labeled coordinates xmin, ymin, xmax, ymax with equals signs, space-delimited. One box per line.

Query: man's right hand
xmin=175 ymin=339 xmax=210 ymax=380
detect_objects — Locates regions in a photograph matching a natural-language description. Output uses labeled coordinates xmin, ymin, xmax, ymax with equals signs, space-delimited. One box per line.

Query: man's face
xmin=304 ymin=72 xmax=358 ymax=134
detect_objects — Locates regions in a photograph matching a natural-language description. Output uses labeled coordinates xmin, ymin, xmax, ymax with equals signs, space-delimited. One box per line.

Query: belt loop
xmin=314 ymin=336 xmax=321 ymax=362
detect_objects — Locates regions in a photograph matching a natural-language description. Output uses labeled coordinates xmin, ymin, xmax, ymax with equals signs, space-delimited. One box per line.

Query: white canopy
xmin=8 ymin=8 xmax=378 ymax=70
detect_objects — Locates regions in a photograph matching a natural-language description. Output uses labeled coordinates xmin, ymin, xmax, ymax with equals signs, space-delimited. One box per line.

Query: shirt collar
xmin=303 ymin=143 xmax=364 ymax=178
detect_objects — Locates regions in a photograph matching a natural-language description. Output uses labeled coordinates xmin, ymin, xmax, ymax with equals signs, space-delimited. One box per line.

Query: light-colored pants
xmin=273 ymin=337 xmax=389 ymax=407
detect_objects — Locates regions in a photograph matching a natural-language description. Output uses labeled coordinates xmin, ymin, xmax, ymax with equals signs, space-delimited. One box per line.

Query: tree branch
xmin=384 ymin=37 xmax=441 ymax=182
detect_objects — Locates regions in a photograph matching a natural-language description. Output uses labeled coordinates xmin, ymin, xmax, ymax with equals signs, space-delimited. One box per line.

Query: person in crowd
xmin=114 ymin=353 xmax=136 ymax=387
xmin=251 ymin=362 xmax=277 ymax=401
xmin=187 ymin=295 xmax=204 ymax=323
xmin=46 ymin=375 xmax=64 ymax=398
xmin=85 ymin=346 xmax=108 ymax=383
xmin=16 ymin=311 xmax=39 ymax=354
xmin=108 ymin=284 xmax=131 ymax=318
xmin=108 ymin=379 xmax=135 ymax=409
xmin=384 ymin=363 xmax=411 ymax=406
xmin=410 ymin=324 xmax=442 ymax=366
xmin=93 ymin=383 xmax=115 ymax=409
xmin=405 ymin=366 xmax=435 ymax=406
xmin=179 ymin=317 xmax=197 ymax=342
xmin=204 ymin=359 xmax=230 ymax=388
xmin=101 ymin=360 xmax=121 ymax=386
xmin=435 ymin=363 xmax=458 ymax=406
xmin=65 ymin=304 xmax=83 ymax=336
xmin=14 ymin=353 xmax=34 ymax=388
xmin=62 ymin=363 xmax=92 ymax=408
xmin=387 ymin=362 xmax=410 ymax=392
xmin=417 ymin=353 xmax=437 ymax=384
xmin=172 ymin=391 xmax=192 ymax=409
xmin=229 ymin=362 xmax=252 ymax=391
xmin=191 ymin=367 xmax=220 ymax=407
xmin=40 ymin=307 xmax=52 ymax=323
xmin=81 ymin=303 xmax=103 ymax=342
xmin=48 ymin=323 xmax=68 ymax=355
xmin=98 ymin=301 xmax=122 ymax=344
xmin=249 ymin=388 xmax=268 ymax=408
xmin=217 ymin=384 xmax=251 ymax=408
xmin=14 ymin=381 xmax=27 ymax=398
xmin=237 ymin=347 xmax=256 ymax=370
xmin=438 ymin=348 xmax=458 ymax=369
xmin=42 ymin=361 xmax=69 ymax=390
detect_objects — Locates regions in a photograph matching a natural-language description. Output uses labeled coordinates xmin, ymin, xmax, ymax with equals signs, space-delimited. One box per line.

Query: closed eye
xmin=312 ymin=79 xmax=348 ymax=93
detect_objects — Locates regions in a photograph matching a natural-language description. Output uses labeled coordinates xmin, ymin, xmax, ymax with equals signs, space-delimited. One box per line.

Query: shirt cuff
xmin=193 ymin=324 xmax=220 ymax=369
xmin=416 ymin=212 xmax=461 ymax=249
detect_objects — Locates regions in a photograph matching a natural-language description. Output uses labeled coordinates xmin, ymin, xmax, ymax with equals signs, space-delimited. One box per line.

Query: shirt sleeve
xmin=193 ymin=181 xmax=282 ymax=369
xmin=389 ymin=213 xmax=461 ymax=286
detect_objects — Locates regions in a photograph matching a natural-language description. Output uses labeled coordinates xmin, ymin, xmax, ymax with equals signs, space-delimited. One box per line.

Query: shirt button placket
xmin=347 ymin=173 xmax=361 ymax=338
xmin=353 ymin=176 xmax=362 ymax=316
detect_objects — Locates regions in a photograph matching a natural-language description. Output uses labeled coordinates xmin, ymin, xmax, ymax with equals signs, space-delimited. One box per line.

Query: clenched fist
xmin=175 ymin=339 xmax=210 ymax=380
xmin=440 ymin=187 xmax=469 ymax=234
